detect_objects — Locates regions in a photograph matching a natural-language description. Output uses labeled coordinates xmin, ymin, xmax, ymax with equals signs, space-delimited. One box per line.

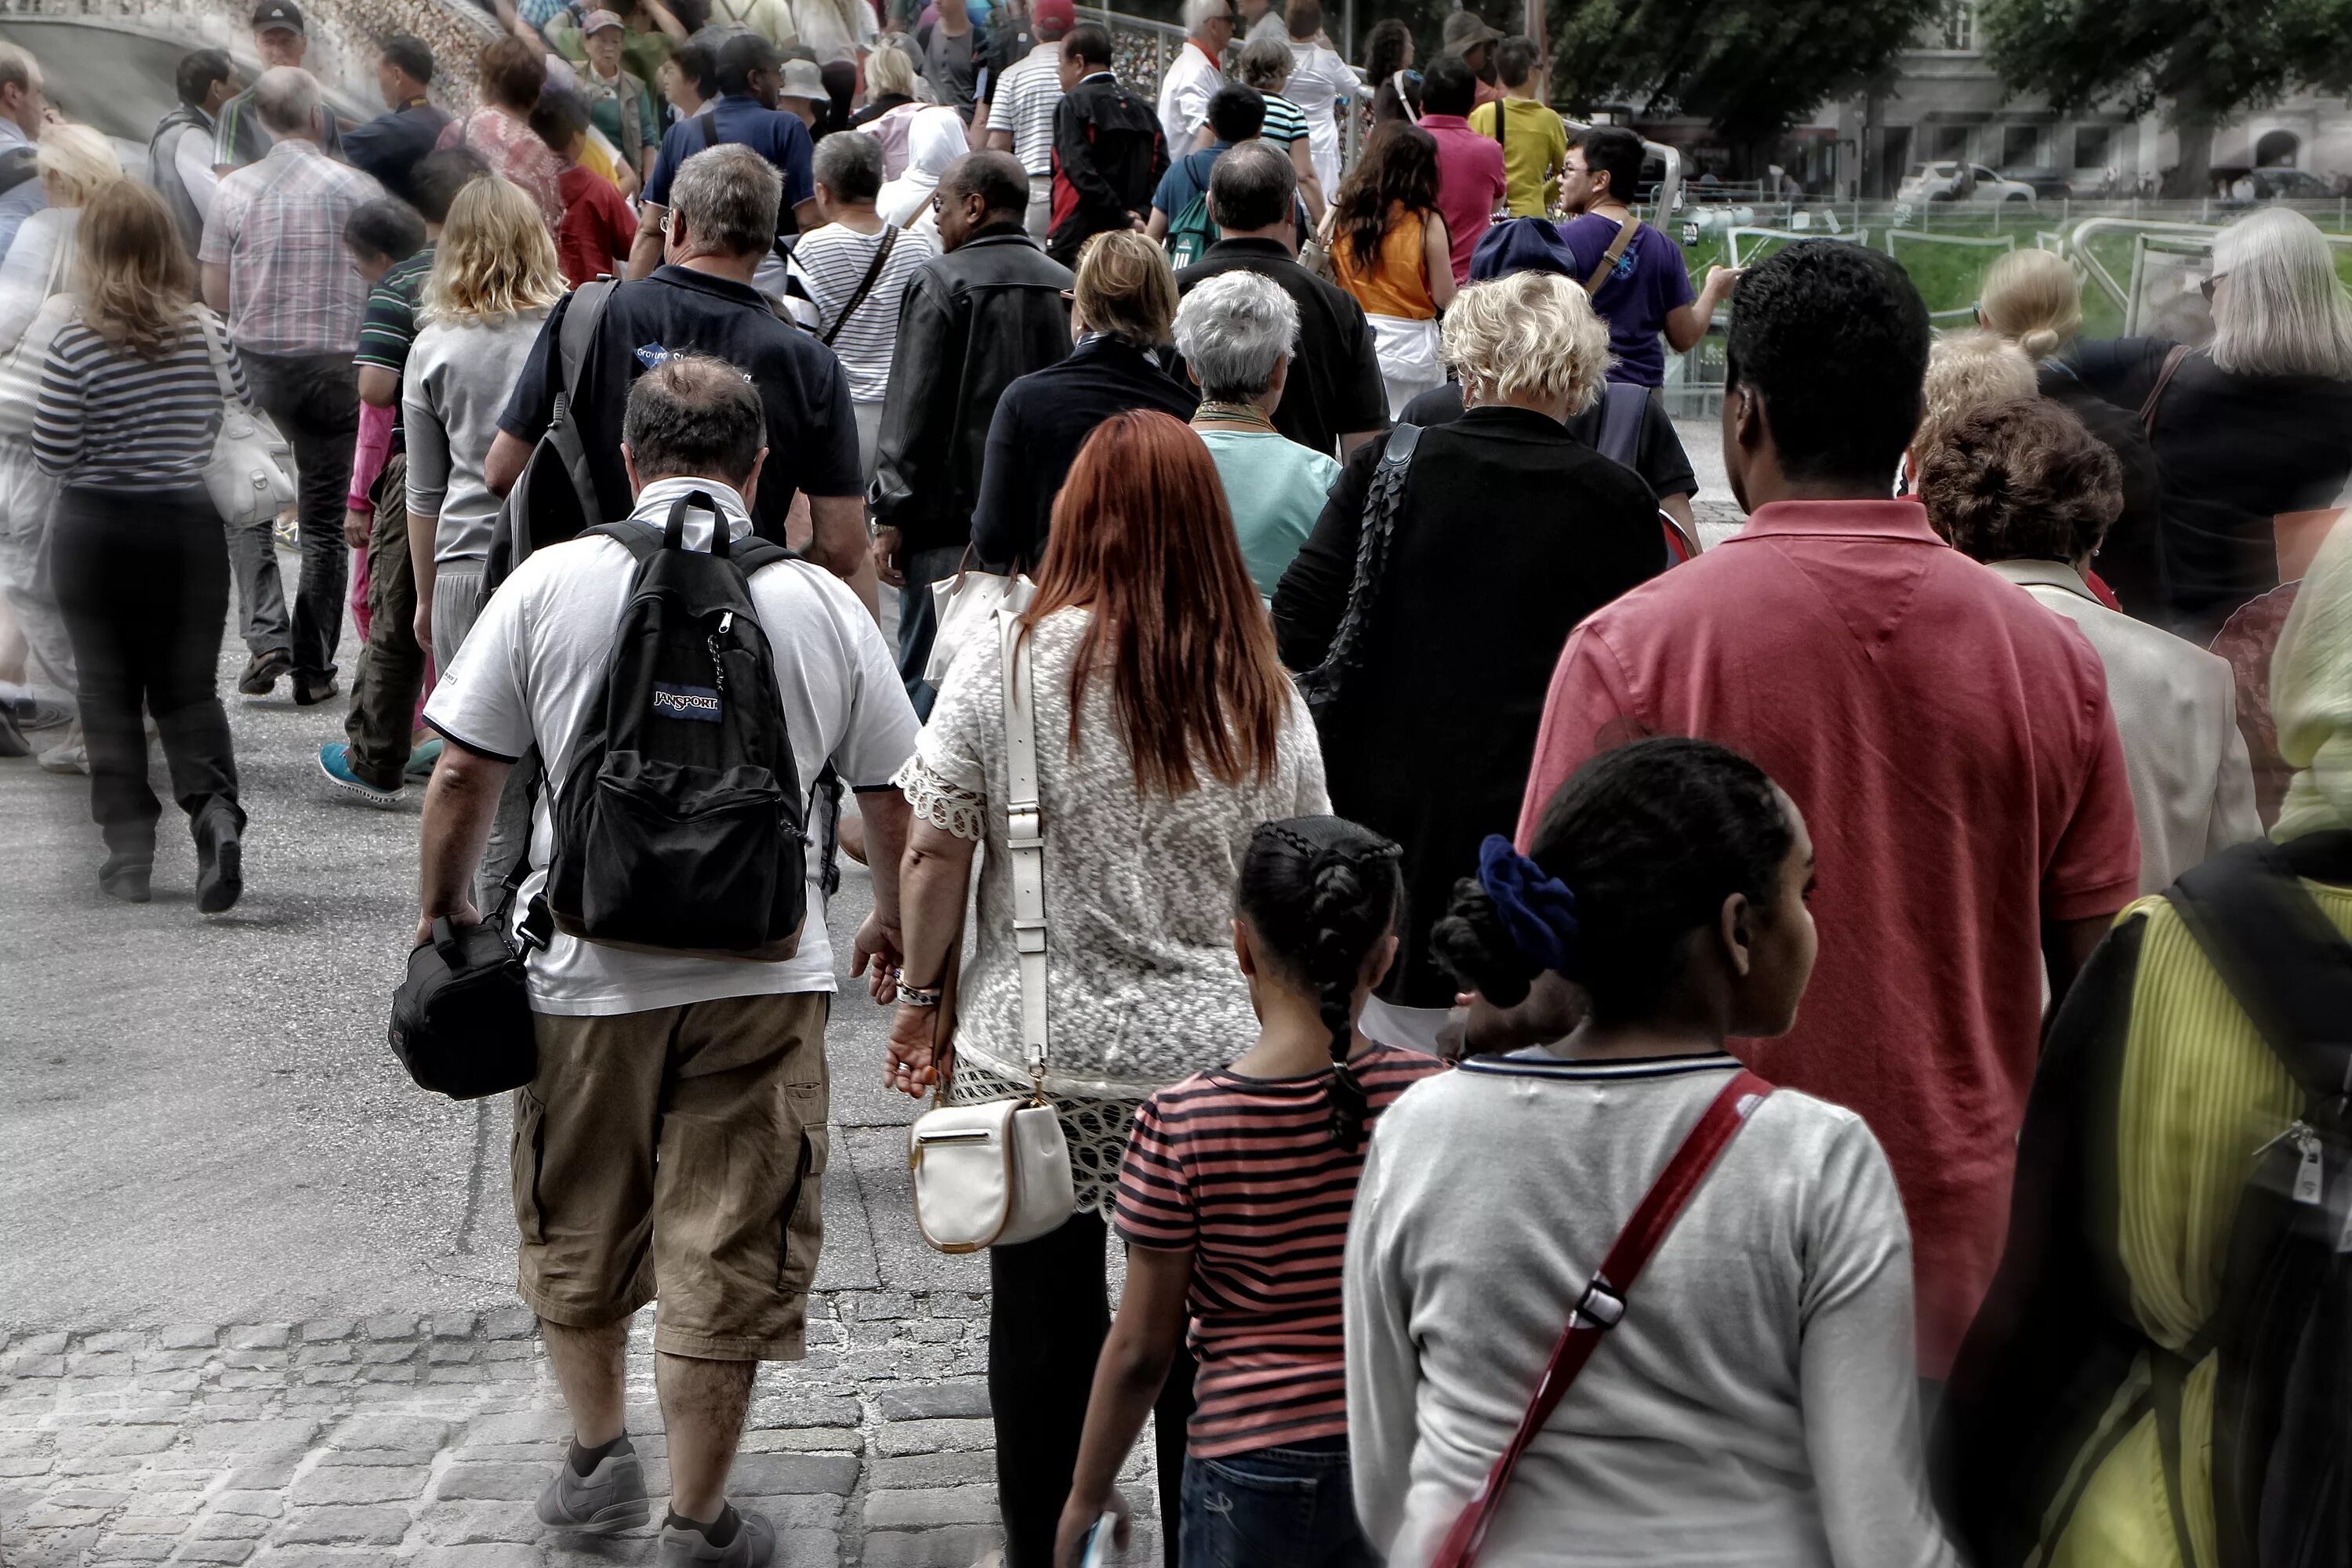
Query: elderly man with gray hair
xmin=1175 ymin=269 xmax=1339 ymax=597
xmin=199 ymin=64 xmax=383 ymax=705
xmin=1158 ymin=0 xmax=1236 ymax=155
xmin=488 ymin=143 xmax=869 ymax=586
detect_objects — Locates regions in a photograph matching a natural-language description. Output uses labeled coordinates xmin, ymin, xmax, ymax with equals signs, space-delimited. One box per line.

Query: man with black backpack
xmin=419 ymin=354 xmax=917 ymax=1567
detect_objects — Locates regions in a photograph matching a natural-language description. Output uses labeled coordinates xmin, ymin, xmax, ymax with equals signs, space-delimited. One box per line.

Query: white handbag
xmin=0 ymin=238 xmax=77 ymax=440
xmin=908 ymin=604 xmax=1078 ymax=1254
xmin=922 ymin=552 xmax=1035 ymax=686
xmin=193 ymin=310 xmax=296 ymax=530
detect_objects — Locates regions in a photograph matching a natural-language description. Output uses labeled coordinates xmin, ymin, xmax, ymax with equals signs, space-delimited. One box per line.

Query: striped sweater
xmin=34 ymin=316 xmax=250 ymax=489
xmin=1112 ymin=1043 xmax=1447 ymax=1457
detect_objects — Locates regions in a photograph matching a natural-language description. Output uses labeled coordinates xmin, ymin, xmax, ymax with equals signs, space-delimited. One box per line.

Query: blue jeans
xmin=1178 ymin=1437 xmax=1378 ymax=1568
xmin=894 ymin=543 xmax=968 ymax=720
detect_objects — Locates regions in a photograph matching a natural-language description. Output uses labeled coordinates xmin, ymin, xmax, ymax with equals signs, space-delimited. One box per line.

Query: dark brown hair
xmin=477 ymin=35 xmax=546 ymax=111
xmin=1331 ymin=122 xmax=1438 ymax=281
xmin=1022 ymin=411 xmax=1291 ymax=797
xmin=1917 ymin=396 xmax=2123 ymax=565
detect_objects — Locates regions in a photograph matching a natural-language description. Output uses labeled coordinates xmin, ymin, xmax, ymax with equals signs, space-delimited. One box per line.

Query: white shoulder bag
xmin=0 ymin=234 xmax=78 ymax=439
xmin=194 ymin=310 xmax=296 ymax=530
xmin=923 ymin=551 xmax=1034 ymax=686
xmin=907 ymin=605 xmax=1077 ymax=1254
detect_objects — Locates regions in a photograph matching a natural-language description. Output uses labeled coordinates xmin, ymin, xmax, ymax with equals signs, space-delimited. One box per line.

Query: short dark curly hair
xmin=1916 ymin=396 xmax=2123 ymax=565
xmin=1726 ymin=241 xmax=1929 ymax=486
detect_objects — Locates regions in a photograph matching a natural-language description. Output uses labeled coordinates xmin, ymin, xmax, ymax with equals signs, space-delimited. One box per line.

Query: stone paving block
xmin=289 ymin=1465 xmax=431 ymax=1505
xmin=24 ymin=1502 xmax=116 ymax=1529
xmin=13 ymin=1331 xmax=70 ymax=1356
xmin=6 ymin=1354 xmax=65 ymax=1377
xmin=728 ymin=1452 xmax=860 ymax=1497
xmin=209 ymin=1494 xmax=288 ymax=1518
xmin=402 ymin=1547 xmax=545 ymax=1568
xmin=80 ymin=1331 xmax=141 ymax=1354
xmin=223 ymin=1327 xmax=292 ymax=1352
xmin=44 ymin=1486 xmax=133 ymax=1509
xmin=433 ymin=1463 xmax=546 ymax=1502
xmin=331 ymin=1415 xmax=451 ymax=1452
xmin=460 ymin=1411 xmax=568 ymax=1447
xmin=158 ymin=1326 xmax=220 ymax=1351
xmin=297 ymin=1320 xmax=356 ymax=1345
xmin=872 ymin=1449 xmax=994 ymax=1490
xmin=427 ymin=1344 xmax=478 ymax=1366
xmin=301 ymin=1368 xmax=361 ymax=1388
xmin=138 ymin=1349 xmax=218 ymax=1374
xmin=916 ymin=1294 xmax=989 ymax=1319
xmin=10 ymin=1525 xmax=103 ymax=1568
xmin=187 ymin=1418 xmax=319 ymax=1459
xmin=315 ymin=1446 xmax=436 ymax=1468
xmin=223 ymin=1349 xmax=290 ymax=1371
xmin=55 ymin=1452 xmax=142 ymax=1475
xmin=0 ymin=1454 xmax=55 ymax=1477
xmin=862 ymin=1486 xmax=1000 ymax=1531
xmin=270 ymin=1504 xmax=413 ymax=1546
xmin=223 ymin=1459 xmax=302 ymax=1490
xmin=93 ymin=1534 xmax=180 ymax=1559
xmin=248 ymin=1551 xmax=400 ymax=1568
xmin=406 ymin=1501 xmax=545 ymax=1547
xmin=747 ymin=1392 xmax=859 ymax=1430
xmin=356 ymin=1344 xmax=416 ymax=1367
xmin=873 ymin=1419 xmax=993 ymax=1457
xmin=106 ymin=1513 xmax=199 ymax=1536
xmin=855 ymin=1524 xmax=1000 ymax=1567
xmin=737 ymin=1427 xmax=865 ymax=1455
xmin=193 ymin=1512 xmax=277 ymax=1539
xmin=875 ymin=1383 xmax=989 ymax=1421
xmin=480 ymin=1342 xmax=535 ymax=1363
xmin=299 ymin=1345 xmax=356 ymax=1367
xmin=427 ymin=1313 xmax=478 ymax=1341
xmin=361 ymin=1316 xmax=419 ymax=1342
xmin=92 ymin=1425 xmax=183 ymax=1456
xmin=67 ymin=1352 xmax=136 ymax=1376
xmin=172 ymin=1541 xmax=259 ymax=1564
xmin=481 ymin=1310 xmax=536 ymax=1341
xmin=726 ymin=1495 xmax=844 ymax=1530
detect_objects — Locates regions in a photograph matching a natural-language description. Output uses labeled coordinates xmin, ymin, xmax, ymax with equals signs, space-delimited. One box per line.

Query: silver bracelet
xmin=896 ymin=978 xmax=944 ymax=1008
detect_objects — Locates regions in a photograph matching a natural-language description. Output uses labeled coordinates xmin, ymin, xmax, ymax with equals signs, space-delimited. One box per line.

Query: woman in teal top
xmin=1174 ymin=270 xmax=1343 ymax=600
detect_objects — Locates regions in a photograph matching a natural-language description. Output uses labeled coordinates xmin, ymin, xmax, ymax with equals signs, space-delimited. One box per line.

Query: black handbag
xmin=1294 ymin=423 xmax=1421 ymax=730
xmin=388 ymin=906 xmax=536 ymax=1101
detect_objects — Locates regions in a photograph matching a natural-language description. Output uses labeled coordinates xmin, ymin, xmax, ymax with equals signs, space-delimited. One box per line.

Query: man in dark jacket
xmin=340 ymin=35 xmax=450 ymax=209
xmin=1044 ymin=24 xmax=1165 ymax=268
xmin=870 ymin=151 xmax=1073 ymax=713
xmin=1174 ymin=141 xmax=1386 ymax=458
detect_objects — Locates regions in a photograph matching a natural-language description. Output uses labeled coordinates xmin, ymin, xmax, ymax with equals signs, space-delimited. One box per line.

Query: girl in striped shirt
xmin=1054 ymin=815 xmax=1446 ymax=1568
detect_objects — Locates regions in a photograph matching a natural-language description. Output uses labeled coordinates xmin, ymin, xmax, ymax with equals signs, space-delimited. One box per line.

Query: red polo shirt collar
xmin=1728 ymin=497 xmax=1944 ymax=545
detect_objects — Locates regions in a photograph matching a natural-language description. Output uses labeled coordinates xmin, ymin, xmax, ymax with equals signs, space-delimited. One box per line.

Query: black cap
xmin=252 ymin=0 xmax=306 ymax=34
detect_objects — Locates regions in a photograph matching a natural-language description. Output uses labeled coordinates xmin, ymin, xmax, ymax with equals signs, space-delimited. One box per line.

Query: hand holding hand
xmin=852 ymin=914 xmax=904 ymax=1004
xmin=884 ymin=1002 xmax=949 ymax=1099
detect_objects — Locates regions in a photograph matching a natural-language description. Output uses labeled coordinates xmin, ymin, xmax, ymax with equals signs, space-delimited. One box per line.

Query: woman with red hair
xmin=884 ymin=408 xmax=1329 ymax=1568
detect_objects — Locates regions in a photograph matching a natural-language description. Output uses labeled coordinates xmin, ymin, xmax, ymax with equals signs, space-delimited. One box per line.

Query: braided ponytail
xmin=1237 ymin=817 xmax=1405 ymax=1152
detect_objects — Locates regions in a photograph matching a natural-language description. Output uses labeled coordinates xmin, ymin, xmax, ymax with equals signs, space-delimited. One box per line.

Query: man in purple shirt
xmin=1557 ymin=123 xmax=1739 ymax=387
xmin=1414 ymin=55 xmax=1504 ymax=283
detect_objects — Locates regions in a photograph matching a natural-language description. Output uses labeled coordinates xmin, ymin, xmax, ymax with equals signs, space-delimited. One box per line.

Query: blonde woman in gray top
xmin=1347 ymin=739 xmax=1956 ymax=1568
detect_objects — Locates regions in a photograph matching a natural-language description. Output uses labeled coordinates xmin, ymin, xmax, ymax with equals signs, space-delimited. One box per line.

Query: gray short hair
xmin=623 ymin=353 xmax=767 ymax=486
xmin=2210 ymin=207 xmax=2352 ymax=382
xmin=813 ymin=131 xmax=884 ymax=204
xmin=1236 ymin=35 xmax=1291 ymax=90
xmin=1183 ymin=0 xmax=1229 ymax=34
xmin=0 ymin=43 xmax=38 ymax=98
xmin=670 ymin=143 xmax=782 ymax=259
xmin=253 ymin=67 xmax=321 ymax=136
xmin=1171 ymin=269 xmax=1297 ymax=400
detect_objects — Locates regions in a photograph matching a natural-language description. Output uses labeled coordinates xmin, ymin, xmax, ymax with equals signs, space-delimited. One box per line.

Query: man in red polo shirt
xmin=1516 ymin=241 xmax=2141 ymax=1382
xmin=1415 ymin=54 xmax=1505 ymax=283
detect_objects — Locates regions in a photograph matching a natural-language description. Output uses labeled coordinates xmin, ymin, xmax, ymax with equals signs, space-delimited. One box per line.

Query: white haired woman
xmin=1174 ymin=269 xmax=1340 ymax=598
xmin=1271 ymin=270 xmax=1668 ymax=1053
xmin=2067 ymin=207 xmax=2352 ymax=637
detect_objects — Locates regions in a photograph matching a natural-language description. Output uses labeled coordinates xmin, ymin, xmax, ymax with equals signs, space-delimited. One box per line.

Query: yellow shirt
xmin=1469 ymin=97 xmax=1569 ymax=218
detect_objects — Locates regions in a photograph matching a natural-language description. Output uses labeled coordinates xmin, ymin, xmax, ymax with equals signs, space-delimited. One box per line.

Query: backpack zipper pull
xmin=709 ymin=613 xmax=733 ymax=694
xmin=2292 ymin=1123 xmax=2325 ymax=1206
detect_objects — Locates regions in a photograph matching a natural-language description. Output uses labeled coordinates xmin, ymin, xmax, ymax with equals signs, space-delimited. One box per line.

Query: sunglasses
xmin=2199 ymin=271 xmax=2225 ymax=303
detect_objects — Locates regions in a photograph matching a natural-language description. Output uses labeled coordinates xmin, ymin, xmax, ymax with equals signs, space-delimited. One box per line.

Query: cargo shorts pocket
xmin=510 ymin=1087 xmax=548 ymax=1246
xmin=779 ymin=1124 xmax=827 ymax=1295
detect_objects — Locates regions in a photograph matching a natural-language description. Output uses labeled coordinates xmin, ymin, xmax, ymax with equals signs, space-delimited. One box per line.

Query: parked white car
xmin=1896 ymin=162 xmax=2038 ymax=204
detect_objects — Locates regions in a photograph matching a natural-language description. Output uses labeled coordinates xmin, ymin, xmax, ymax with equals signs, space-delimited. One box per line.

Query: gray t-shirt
xmin=924 ymin=21 xmax=981 ymax=118
xmin=403 ymin=312 xmax=550 ymax=567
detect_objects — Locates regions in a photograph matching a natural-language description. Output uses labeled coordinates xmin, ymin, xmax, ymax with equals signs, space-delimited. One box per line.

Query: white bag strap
xmin=191 ymin=310 xmax=239 ymax=405
xmin=997 ymin=605 xmax=1048 ymax=1083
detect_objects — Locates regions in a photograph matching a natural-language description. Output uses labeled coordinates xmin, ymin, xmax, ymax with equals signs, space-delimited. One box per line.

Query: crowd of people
xmin=3 ymin=5 xmax=2352 ymax=1568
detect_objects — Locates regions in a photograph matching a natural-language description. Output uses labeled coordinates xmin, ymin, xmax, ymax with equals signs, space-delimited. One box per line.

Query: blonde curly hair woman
xmin=1272 ymin=268 xmax=1668 ymax=1051
xmin=405 ymin=173 xmax=564 ymax=664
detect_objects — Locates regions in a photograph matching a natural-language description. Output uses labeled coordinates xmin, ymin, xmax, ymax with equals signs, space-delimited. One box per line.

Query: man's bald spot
xmin=942 ymin=149 xmax=1032 ymax=220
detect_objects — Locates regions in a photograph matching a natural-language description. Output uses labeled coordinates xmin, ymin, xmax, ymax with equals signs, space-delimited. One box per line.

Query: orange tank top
xmin=1336 ymin=204 xmax=1438 ymax=320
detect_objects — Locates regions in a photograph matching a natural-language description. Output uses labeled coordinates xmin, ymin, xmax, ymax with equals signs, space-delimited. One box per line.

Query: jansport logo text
xmin=652 ymin=684 xmax=724 ymax=723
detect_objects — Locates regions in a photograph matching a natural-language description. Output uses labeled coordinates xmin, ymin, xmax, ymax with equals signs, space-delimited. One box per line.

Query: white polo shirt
xmin=1157 ymin=38 xmax=1226 ymax=155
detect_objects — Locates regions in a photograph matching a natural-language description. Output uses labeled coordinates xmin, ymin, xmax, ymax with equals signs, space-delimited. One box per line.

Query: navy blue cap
xmin=1469 ymin=216 xmax=1575 ymax=282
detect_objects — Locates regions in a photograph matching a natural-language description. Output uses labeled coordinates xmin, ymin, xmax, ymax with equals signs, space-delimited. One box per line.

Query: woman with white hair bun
xmin=2066 ymin=205 xmax=2352 ymax=637
xmin=1271 ymin=270 xmax=1668 ymax=1053
xmin=1175 ymin=270 xmax=1341 ymax=598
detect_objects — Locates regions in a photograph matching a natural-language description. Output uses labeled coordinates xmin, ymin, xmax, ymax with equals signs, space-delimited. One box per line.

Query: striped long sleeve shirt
xmin=34 ymin=316 xmax=252 ymax=488
xmin=1112 ymin=1044 xmax=1447 ymax=1457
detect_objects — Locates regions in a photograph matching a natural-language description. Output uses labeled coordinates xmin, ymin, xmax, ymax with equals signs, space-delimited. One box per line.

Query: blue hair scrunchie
xmin=1476 ymin=834 xmax=1581 ymax=976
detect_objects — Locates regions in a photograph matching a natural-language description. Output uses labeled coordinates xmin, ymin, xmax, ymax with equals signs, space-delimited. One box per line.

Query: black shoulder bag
xmin=1293 ymin=423 xmax=1421 ymax=731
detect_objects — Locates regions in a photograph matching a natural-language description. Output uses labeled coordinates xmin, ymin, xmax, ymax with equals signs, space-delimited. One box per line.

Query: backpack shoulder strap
xmin=2163 ymin=831 xmax=2352 ymax=1098
xmin=2137 ymin=343 xmax=2192 ymax=437
xmin=1583 ymin=214 xmax=1639 ymax=295
xmin=579 ymin=520 xmax=662 ymax=564
xmin=731 ymin=539 xmax=800 ymax=575
xmin=695 ymin=107 xmax=721 ymax=154
xmin=554 ymin=278 xmax=619 ymax=419
xmin=0 ymin=143 xmax=37 ymax=198
xmin=1596 ymin=381 xmax=1646 ymax=467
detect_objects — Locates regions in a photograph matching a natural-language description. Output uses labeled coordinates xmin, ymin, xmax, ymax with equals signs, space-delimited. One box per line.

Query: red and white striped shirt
xmin=1112 ymin=1044 xmax=1447 ymax=1457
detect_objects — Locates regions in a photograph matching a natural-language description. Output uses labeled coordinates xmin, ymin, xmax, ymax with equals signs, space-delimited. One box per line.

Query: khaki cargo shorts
xmin=513 ymin=992 xmax=829 ymax=1361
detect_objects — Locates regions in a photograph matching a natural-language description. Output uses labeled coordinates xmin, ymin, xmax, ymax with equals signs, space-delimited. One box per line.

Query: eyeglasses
xmin=2199 ymin=271 xmax=2226 ymax=303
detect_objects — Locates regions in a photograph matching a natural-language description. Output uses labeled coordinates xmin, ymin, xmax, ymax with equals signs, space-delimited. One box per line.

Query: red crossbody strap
xmin=1428 ymin=1068 xmax=1774 ymax=1568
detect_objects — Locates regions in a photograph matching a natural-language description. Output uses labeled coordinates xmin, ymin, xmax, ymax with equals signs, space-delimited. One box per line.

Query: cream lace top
xmin=897 ymin=606 xmax=1331 ymax=1208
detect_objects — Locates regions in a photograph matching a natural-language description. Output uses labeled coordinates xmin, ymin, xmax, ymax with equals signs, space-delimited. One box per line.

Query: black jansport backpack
xmin=2164 ymin=830 xmax=2352 ymax=1568
xmin=545 ymin=492 xmax=809 ymax=960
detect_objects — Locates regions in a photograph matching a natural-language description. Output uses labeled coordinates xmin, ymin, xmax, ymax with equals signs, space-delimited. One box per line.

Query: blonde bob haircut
xmin=423 ymin=174 xmax=564 ymax=325
xmin=866 ymin=35 xmax=920 ymax=100
xmin=36 ymin=123 xmax=122 ymax=210
xmin=2210 ymin=207 xmax=2352 ymax=383
xmin=1915 ymin=328 xmax=2037 ymax=456
xmin=1441 ymin=271 xmax=1611 ymax=414
xmin=1074 ymin=228 xmax=1179 ymax=347
xmin=1977 ymin=247 xmax=2082 ymax=361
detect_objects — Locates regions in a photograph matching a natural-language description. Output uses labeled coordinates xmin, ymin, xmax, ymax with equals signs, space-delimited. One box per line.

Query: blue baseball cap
xmin=1470 ymin=217 xmax=1576 ymax=282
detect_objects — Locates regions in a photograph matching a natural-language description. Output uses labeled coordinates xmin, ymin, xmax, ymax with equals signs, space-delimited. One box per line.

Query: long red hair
xmin=1022 ymin=410 xmax=1291 ymax=796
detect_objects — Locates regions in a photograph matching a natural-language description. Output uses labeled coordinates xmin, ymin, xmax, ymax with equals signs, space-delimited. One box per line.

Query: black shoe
xmin=238 ymin=649 xmax=292 ymax=697
xmin=100 ymin=852 xmax=151 ymax=903
xmin=0 ymin=704 xmax=25 ymax=758
xmin=292 ymin=674 xmax=339 ymax=707
xmin=194 ymin=802 xmax=243 ymax=914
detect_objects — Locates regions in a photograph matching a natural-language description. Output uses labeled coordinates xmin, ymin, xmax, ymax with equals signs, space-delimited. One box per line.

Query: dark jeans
xmin=343 ymin=452 xmax=420 ymax=790
xmin=1179 ymin=1437 xmax=1377 ymax=1568
xmin=50 ymin=485 xmax=241 ymax=862
xmin=895 ymin=544 xmax=968 ymax=720
xmin=991 ymin=1208 xmax=1196 ymax=1568
xmin=243 ymin=349 xmax=359 ymax=684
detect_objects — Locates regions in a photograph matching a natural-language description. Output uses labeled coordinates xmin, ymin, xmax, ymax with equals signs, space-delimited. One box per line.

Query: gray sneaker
xmin=659 ymin=1506 xmax=775 ymax=1568
xmin=536 ymin=1443 xmax=651 ymax=1534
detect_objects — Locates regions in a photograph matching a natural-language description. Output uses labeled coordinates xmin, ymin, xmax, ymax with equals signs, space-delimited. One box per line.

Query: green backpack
xmin=1163 ymin=151 xmax=1222 ymax=269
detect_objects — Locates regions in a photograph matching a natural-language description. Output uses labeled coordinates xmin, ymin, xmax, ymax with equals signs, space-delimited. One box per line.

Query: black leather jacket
xmin=869 ymin=226 xmax=1075 ymax=555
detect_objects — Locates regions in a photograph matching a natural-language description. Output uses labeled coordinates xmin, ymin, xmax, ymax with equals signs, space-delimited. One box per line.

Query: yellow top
xmin=1334 ymin=205 xmax=1437 ymax=321
xmin=1469 ymin=97 xmax=1570 ymax=219
xmin=2047 ymin=880 xmax=2352 ymax=1568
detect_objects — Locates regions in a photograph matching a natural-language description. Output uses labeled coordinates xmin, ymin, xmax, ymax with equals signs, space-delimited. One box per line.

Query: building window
xmin=2074 ymin=125 xmax=2113 ymax=169
xmin=1934 ymin=0 xmax=1975 ymax=51
xmin=2256 ymin=129 xmax=2300 ymax=167
xmin=2002 ymin=125 xmax=2041 ymax=169
xmin=1933 ymin=124 xmax=1972 ymax=162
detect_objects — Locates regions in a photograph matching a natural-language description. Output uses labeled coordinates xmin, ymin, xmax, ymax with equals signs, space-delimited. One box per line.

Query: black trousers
xmin=242 ymin=350 xmax=358 ymax=685
xmin=343 ymin=452 xmax=421 ymax=790
xmin=50 ymin=485 xmax=241 ymax=861
xmin=991 ymin=1208 xmax=1196 ymax=1568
